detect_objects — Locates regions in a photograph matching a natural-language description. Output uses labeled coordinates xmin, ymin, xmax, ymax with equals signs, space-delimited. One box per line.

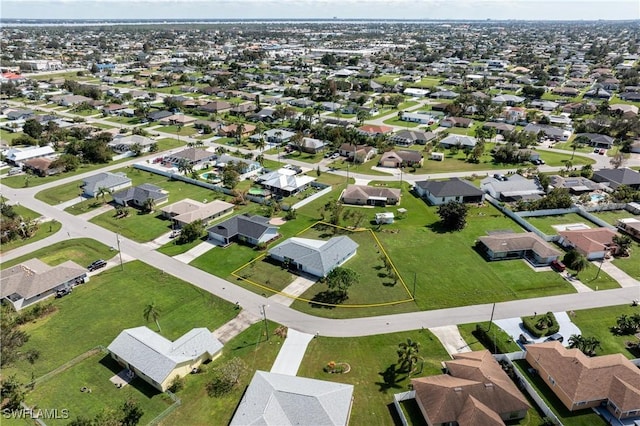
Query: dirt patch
xmin=269 ymin=217 xmax=287 ymax=226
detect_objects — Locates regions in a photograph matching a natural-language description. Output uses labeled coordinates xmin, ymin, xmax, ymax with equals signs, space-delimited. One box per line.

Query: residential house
xmin=1 ymin=259 xmax=87 ymax=311
xmin=147 ymin=110 xmax=173 ymax=122
xmin=268 ymin=236 xmax=358 ymax=278
xmin=592 ymin=168 xmax=640 ymax=190
xmin=164 ymin=148 xmax=217 ymax=169
xmin=357 ymin=124 xmax=394 ymax=137
xmin=159 ymin=114 xmax=196 ymax=126
xmin=491 ymin=94 xmax=525 ymax=105
xmin=480 ymin=174 xmax=545 ymax=201
xmin=390 ymin=129 xmax=436 ymax=146
xmin=230 ymin=371 xmax=354 ymax=426
xmin=218 ymin=123 xmax=256 ymax=138
xmin=440 ymin=116 xmax=473 ymax=128
xmin=475 ymin=232 xmax=561 ymax=266
xmin=207 ymin=214 xmax=279 ymax=247
xmin=525 ymin=342 xmax=640 ymax=420
xmin=414 ymin=178 xmax=484 ymax=205
xmin=160 ymin=199 xmax=235 ymax=228
xmin=439 ymin=135 xmax=477 ymax=149
xmin=401 ymin=112 xmax=436 ymax=124
xmin=199 ymin=100 xmax=232 ymax=114
xmin=430 ymin=90 xmax=459 ymax=99
xmin=483 ymin=122 xmax=515 ymax=135
xmin=523 ymin=123 xmax=569 ymax=141
xmin=557 ymin=228 xmax=618 ymax=260
xmin=411 ymin=350 xmax=530 ymax=425
xmin=531 ymin=99 xmax=559 ymax=111
xmin=548 ymin=175 xmax=602 ymax=194
xmin=502 ymin=106 xmax=527 ymax=124
xmin=112 ymin=183 xmax=168 ymax=208
xmin=229 ymin=103 xmax=257 ymax=116
xmin=52 ymin=94 xmax=92 ymax=106
xmin=291 ymin=137 xmax=326 ymax=154
xmin=5 ymin=146 xmax=56 ymax=165
xmin=617 ymin=218 xmax=640 ymax=240
xmin=107 ymin=327 xmax=222 ymax=392
xmin=574 ymin=133 xmax=615 ymax=149
xmin=6 ymin=109 xmax=35 ymax=120
xmin=107 ymin=134 xmax=156 ymax=154
xmin=82 ymin=172 xmax=132 ymax=198
xmin=250 ymin=108 xmax=277 ymax=122
xmin=378 ymin=150 xmax=423 ymax=168
xmin=256 ymin=168 xmax=316 ymax=197
xmin=214 ymin=154 xmax=262 ymax=176
xmin=340 ymin=184 xmax=401 ymax=206
xmin=251 ymin=128 xmax=296 ymax=144
xmin=22 ymin=157 xmax=63 ymax=177
xmin=338 ymin=143 xmax=378 ymax=163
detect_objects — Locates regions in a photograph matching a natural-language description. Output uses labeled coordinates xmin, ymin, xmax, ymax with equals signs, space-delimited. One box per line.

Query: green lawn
xmin=513 ymin=360 xmax=606 ymax=426
xmin=1 ymin=158 xmax=131 ymax=189
xmin=524 ymin=213 xmax=597 ymax=235
xmin=613 ymin=253 xmax=640 ymax=281
xmin=3 ymin=260 xmax=238 ymax=383
xmin=409 ymin=78 xmax=441 ymax=88
xmin=552 ymin=141 xmax=594 ymax=154
xmin=154 ymin=137 xmax=188 ymax=152
xmin=571 ymin=304 xmax=640 ymax=359
xmin=328 ymin=156 xmax=392 ymax=176
xmin=297 ymin=330 xmax=450 ymax=426
xmin=369 ymin=109 xmax=394 ymax=120
xmin=457 ymin=322 xmax=522 ymax=353
xmin=2 ymin=238 xmax=117 ymax=270
xmin=0 ymin=129 xmax=23 ymax=144
xmin=104 ymin=116 xmax=144 ymax=126
xmin=538 ymin=150 xmax=594 ymax=167
xmin=155 ymin=125 xmax=198 ymax=137
xmin=397 ymin=100 xmax=419 ymax=110
xmin=589 ymin=209 xmax=639 ymax=226
xmin=65 ymin=197 xmax=113 ymax=215
xmin=26 ymin=352 xmax=172 ymax=425
xmin=156 ymin=235 xmax=208 ymax=257
xmin=158 ymin=321 xmax=285 ymax=426
xmin=383 ymin=116 xmax=421 ymax=127
xmin=281 ymin=150 xmax=325 ymax=164
xmin=0 ymin=220 xmax=62 ymax=254
xmin=35 ymin=179 xmax=84 ymax=204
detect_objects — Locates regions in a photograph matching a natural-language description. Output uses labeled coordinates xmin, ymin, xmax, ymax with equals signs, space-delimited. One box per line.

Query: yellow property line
xmin=231 ymin=221 xmax=415 ymax=308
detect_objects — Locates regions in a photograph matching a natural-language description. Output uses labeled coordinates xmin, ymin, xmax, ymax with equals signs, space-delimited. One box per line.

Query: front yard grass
xmin=0 ymin=219 xmax=62 ymax=254
xmin=2 ymin=260 xmax=238 ymax=383
xmin=383 ymin=116 xmax=420 ymax=127
xmin=155 ymin=125 xmax=198 ymax=137
xmin=328 ymin=156 xmax=392 ymax=176
xmin=25 ymin=352 xmax=172 ymax=425
xmin=2 ymin=238 xmax=117 ymax=270
xmin=0 ymin=129 xmax=23 ymax=144
xmin=457 ymin=321 xmax=522 ymax=353
xmin=158 ymin=321 xmax=284 ymax=426
xmin=297 ymin=329 xmax=450 ymax=426
xmin=570 ymin=304 xmax=640 ymax=359
xmin=612 ymin=254 xmax=640 ymax=281
xmin=513 ymin=360 xmax=606 ymax=426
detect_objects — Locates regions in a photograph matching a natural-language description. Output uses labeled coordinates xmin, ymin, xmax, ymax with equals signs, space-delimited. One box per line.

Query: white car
xmin=330 ymin=153 xmax=340 ymax=160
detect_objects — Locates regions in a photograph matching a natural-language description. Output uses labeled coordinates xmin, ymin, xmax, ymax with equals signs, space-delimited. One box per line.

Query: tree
xmin=563 ymin=249 xmax=589 ymax=276
xmin=96 ymin=187 xmax=112 ymax=205
xmin=222 ymin=168 xmax=240 ymax=189
xmin=1 ymin=375 xmax=25 ymax=411
xmin=568 ymin=334 xmax=601 ymax=356
xmin=610 ymin=151 xmax=627 ymax=169
xmin=570 ymin=135 xmax=590 ymax=160
xmin=206 ymin=358 xmax=246 ymax=397
xmin=143 ymin=302 xmax=161 ymax=332
xmin=396 ymin=338 xmax=421 ymax=373
xmin=613 ymin=234 xmax=632 ymax=257
xmin=235 ymin=122 xmax=246 ymax=144
xmin=437 ymin=201 xmax=469 ymax=231
xmin=142 ymin=197 xmax=156 ymax=213
xmin=22 ymin=119 xmax=43 ymax=139
xmin=178 ymin=219 xmax=204 ymax=244
xmin=356 ymin=109 xmax=370 ymax=125
xmin=177 ymin=159 xmax=193 ymax=176
xmin=120 ymin=398 xmax=144 ymax=426
xmin=325 ymin=267 xmax=359 ymax=298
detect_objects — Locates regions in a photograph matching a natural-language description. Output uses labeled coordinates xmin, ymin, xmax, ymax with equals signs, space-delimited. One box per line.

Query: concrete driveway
xmin=494 ymin=311 xmax=581 ymax=349
xmin=429 ymin=325 xmax=472 ymax=356
xmin=270 ymin=329 xmax=315 ymax=376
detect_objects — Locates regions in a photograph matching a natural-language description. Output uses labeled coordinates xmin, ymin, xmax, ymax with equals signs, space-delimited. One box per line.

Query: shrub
xmin=472 ymin=324 xmax=516 ymax=354
xmin=168 ymin=375 xmax=184 ymax=393
xmin=522 ymin=312 xmax=559 ymax=337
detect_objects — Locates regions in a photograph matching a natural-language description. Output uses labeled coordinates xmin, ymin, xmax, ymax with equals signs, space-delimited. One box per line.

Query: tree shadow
xmin=425 ymin=221 xmax=449 ymax=234
xmin=309 ymin=290 xmax=347 ymax=309
xmin=375 ymin=364 xmax=406 ymax=393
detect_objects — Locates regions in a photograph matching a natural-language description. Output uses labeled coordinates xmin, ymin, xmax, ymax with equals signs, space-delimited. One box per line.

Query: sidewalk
xmin=562 ymin=272 xmax=593 ymax=293
xmin=77 ymin=204 xmax=114 ymax=221
xmin=270 ymin=329 xmax=315 ymax=376
xmin=269 ymin=275 xmax=317 ymax=307
xmin=429 ymin=325 xmax=472 ymax=357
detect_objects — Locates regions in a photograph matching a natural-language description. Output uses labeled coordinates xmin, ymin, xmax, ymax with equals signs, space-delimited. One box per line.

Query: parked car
xmin=593 ymin=148 xmax=600 ymax=153
xmin=493 ymin=173 xmax=508 ymax=181
xmin=330 ymin=153 xmax=340 ymax=160
xmin=532 ymin=159 xmax=545 ymax=165
xmin=599 ymin=149 xmax=606 ymax=155
xmin=87 ymin=259 xmax=107 ymax=271
xmin=55 ymin=287 xmax=72 ymax=298
xmin=519 ymin=334 xmax=532 ymax=345
xmin=550 ymin=260 xmax=566 ymax=272
xmin=545 ymin=333 xmax=564 ymax=343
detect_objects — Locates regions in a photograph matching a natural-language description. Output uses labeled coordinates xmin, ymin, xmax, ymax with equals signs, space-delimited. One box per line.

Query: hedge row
xmin=473 ymin=324 xmax=517 ymax=354
xmin=522 ymin=312 xmax=560 ymax=337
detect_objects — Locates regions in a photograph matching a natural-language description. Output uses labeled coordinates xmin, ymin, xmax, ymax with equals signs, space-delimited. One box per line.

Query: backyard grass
xmin=571 ymin=304 xmax=640 ymax=359
xmin=158 ymin=321 xmax=285 ymax=426
xmin=297 ymin=330 xmax=450 ymax=426
xmin=590 ymin=209 xmax=640 ymax=226
xmin=513 ymin=360 xmax=606 ymax=426
xmin=2 ymin=260 xmax=238 ymax=383
xmin=25 ymin=352 xmax=173 ymax=425
xmin=524 ymin=213 xmax=598 ymax=235
xmin=0 ymin=129 xmax=23 ymax=144
xmin=154 ymin=137 xmax=187 ymax=152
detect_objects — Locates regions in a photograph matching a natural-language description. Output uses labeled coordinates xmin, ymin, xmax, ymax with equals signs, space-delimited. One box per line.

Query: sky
xmin=1 ymin=0 xmax=638 ymax=21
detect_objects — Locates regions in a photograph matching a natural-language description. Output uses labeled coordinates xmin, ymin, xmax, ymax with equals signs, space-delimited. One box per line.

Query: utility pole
xmin=486 ymin=302 xmax=496 ymax=332
xmin=412 ymin=272 xmax=417 ymax=299
xmin=595 ymin=256 xmax=604 ymax=280
xmin=261 ymin=304 xmax=269 ymax=341
xmin=116 ymin=233 xmax=124 ymax=271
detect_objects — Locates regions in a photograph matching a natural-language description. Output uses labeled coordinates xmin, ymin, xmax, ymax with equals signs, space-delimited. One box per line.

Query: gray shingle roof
xmin=107 ymin=327 xmax=222 ymax=386
xmin=593 ymin=168 xmax=640 ymax=188
xmin=268 ymin=236 xmax=358 ymax=277
xmin=230 ymin=371 xmax=354 ymax=426
xmin=82 ymin=172 xmax=131 ymax=195
xmin=207 ymin=214 xmax=273 ymax=240
xmin=415 ymin=178 xmax=483 ymax=198
xmin=112 ymin=183 xmax=166 ymax=204
xmin=1 ymin=259 xmax=86 ymax=300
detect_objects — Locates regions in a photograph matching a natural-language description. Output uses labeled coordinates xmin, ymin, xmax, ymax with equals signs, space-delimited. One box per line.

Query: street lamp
xmin=260 ymin=304 xmax=269 ymax=341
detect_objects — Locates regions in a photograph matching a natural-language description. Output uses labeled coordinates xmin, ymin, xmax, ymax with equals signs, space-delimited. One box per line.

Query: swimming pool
xmin=590 ymin=193 xmax=605 ymax=203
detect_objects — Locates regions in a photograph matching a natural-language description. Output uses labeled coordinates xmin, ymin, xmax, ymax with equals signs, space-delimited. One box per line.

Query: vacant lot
xmin=524 ymin=213 xmax=598 ymax=235
xmin=2 ymin=238 xmax=114 ymax=270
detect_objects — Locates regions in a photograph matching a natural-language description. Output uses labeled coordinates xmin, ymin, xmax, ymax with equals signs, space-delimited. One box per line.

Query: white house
xmin=5 ymin=146 xmax=56 ymax=165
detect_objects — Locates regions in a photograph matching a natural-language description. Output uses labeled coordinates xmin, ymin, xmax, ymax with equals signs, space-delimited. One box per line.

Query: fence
xmin=291 ymin=183 xmax=332 ymax=210
xmin=148 ymin=390 xmax=181 ymax=425
xmin=32 ymin=346 xmax=105 ymax=386
xmin=392 ymin=390 xmax=416 ymax=426
xmin=485 ymin=195 xmax=552 ymax=241
xmin=494 ymin=352 xmax=563 ymax=425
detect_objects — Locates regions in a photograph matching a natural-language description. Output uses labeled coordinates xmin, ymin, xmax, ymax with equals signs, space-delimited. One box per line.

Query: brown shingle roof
xmin=525 ymin=342 xmax=640 ymax=414
xmin=477 ymin=232 xmax=561 ymax=258
xmin=558 ymin=228 xmax=617 ymax=255
xmin=412 ymin=350 xmax=530 ymax=425
xmin=341 ymin=184 xmax=401 ymax=201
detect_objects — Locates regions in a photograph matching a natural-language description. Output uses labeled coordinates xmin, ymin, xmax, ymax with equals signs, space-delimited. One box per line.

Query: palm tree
xmin=143 ymin=302 xmax=161 ymax=332
xmin=396 ymin=338 xmax=420 ymax=373
xmin=143 ymin=197 xmax=156 ymax=213
xmin=176 ymin=123 xmax=183 ymax=143
xmin=96 ymin=187 xmax=113 ymax=205
xmin=613 ymin=234 xmax=632 ymax=257
xmin=177 ymin=159 xmax=193 ymax=176
xmin=235 ymin=122 xmax=246 ymax=145
xmin=571 ymin=252 xmax=589 ymax=276
xmin=302 ymin=107 xmax=315 ymax=124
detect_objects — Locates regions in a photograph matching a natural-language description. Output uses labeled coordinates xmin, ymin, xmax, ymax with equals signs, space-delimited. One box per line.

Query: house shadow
xmin=98 ymin=354 xmax=161 ymax=399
